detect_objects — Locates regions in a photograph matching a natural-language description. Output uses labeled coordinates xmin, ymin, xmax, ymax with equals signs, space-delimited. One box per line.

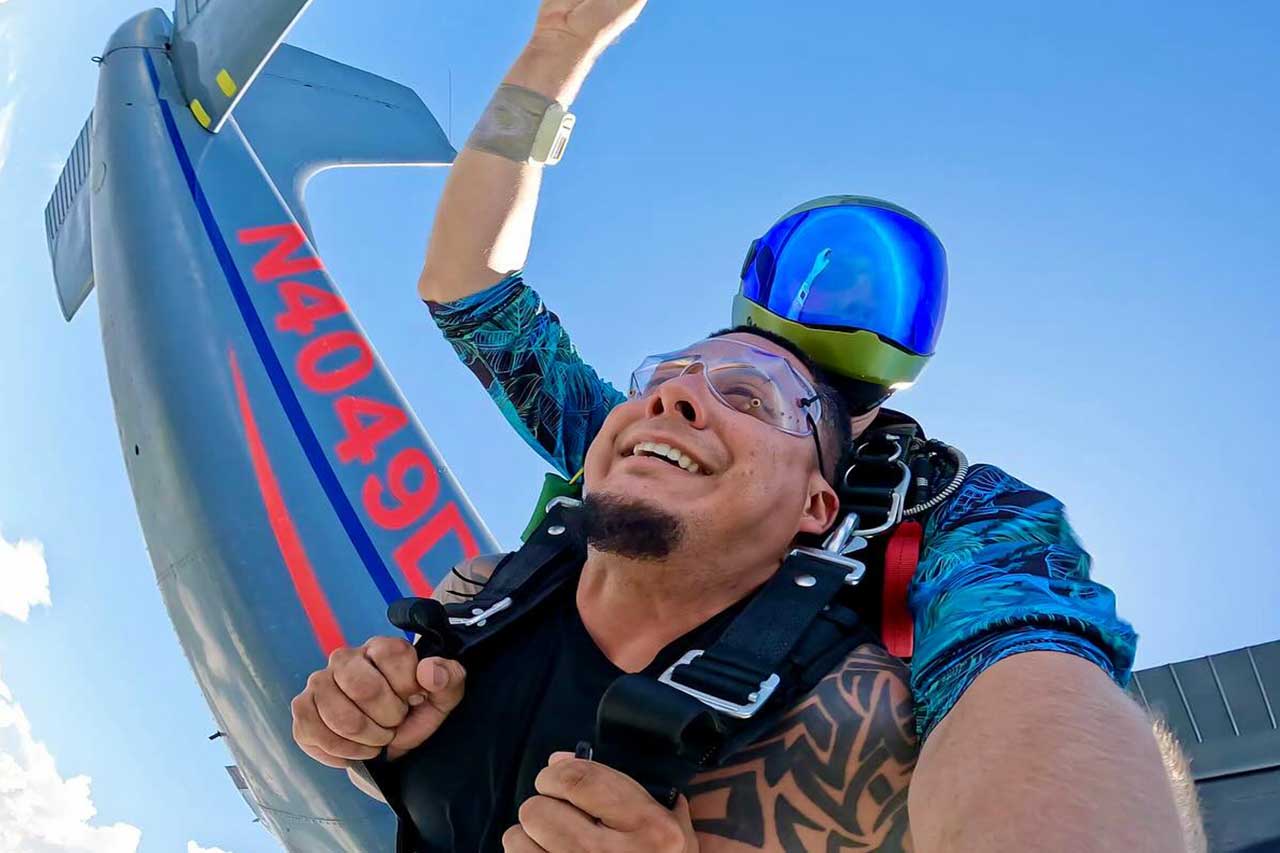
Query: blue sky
xmin=1 ymin=1 xmax=1278 ymax=850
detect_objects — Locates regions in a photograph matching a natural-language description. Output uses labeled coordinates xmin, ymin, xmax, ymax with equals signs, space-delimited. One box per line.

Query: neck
xmin=574 ymin=544 xmax=779 ymax=673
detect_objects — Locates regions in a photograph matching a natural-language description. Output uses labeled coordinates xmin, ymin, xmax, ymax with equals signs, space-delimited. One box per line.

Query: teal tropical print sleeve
xmin=909 ymin=464 xmax=1139 ymax=740
xmin=426 ymin=273 xmax=626 ymax=478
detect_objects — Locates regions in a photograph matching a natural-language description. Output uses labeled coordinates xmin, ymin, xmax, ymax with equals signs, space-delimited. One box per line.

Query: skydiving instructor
xmin=290 ymin=2 xmax=1195 ymax=851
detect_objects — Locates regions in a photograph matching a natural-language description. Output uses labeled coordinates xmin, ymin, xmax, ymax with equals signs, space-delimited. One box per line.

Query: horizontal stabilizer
xmin=170 ymin=0 xmax=312 ymax=132
xmin=45 ymin=114 xmax=95 ymax=321
xmin=232 ymin=45 xmax=455 ymax=240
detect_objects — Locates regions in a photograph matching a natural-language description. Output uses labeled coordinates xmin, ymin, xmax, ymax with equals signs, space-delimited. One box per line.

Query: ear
xmin=797 ymin=472 xmax=840 ymax=537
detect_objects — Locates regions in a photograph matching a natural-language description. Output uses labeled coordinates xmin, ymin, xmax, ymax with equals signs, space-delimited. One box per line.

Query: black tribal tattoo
xmin=687 ymin=645 xmax=918 ymax=852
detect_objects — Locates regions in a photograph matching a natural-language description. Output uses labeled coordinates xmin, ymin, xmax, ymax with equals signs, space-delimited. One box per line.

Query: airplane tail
xmin=170 ymin=0 xmax=313 ymax=133
xmin=47 ymin=3 xmax=453 ymax=320
xmin=45 ymin=115 xmax=95 ymax=321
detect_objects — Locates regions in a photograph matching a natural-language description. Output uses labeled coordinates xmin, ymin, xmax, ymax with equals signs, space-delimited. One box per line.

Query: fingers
xmin=307 ymin=667 xmax=396 ymax=749
xmin=330 ymin=645 xmax=410 ymax=728
xmin=387 ymin=657 xmax=467 ymax=757
xmin=363 ymin=635 xmax=424 ymax=704
xmin=534 ymin=757 xmax=659 ymax=832
xmin=501 ymin=824 xmax=551 ymax=853
xmin=517 ymin=794 xmax=601 ymax=853
xmin=296 ymin=737 xmax=357 ymax=770
xmin=291 ymin=691 xmax=381 ymax=764
xmin=291 ymin=641 xmax=467 ymax=769
xmin=416 ymin=656 xmax=466 ymax=714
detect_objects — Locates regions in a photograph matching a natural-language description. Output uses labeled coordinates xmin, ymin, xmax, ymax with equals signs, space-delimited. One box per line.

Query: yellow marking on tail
xmin=216 ymin=69 xmax=237 ymax=98
xmin=190 ymin=99 xmax=212 ymax=128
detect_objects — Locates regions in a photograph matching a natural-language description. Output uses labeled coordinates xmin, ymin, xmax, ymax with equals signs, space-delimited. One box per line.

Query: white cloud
xmin=187 ymin=842 xmax=235 ymax=853
xmin=0 ymin=664 xmax=142 ymax=852
xmin=0 ymin=531 xmax=51 ymax=622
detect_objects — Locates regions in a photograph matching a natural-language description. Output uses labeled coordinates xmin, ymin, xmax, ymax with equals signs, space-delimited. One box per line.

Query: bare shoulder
xmin=429 ymin=552 xmax=507 ymax=604
xmin=688 ymin=643 xmax=918 ymax=853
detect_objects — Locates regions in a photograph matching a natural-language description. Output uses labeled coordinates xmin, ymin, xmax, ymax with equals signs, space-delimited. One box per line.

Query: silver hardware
xmin=821 ymin=513 xmax=859 ymax=554
xmin=546 ymin=495 xmax=583 ymax=513
xmin=449 ymin=597 xmax=512 ymax=628
xmin=658 ymin=650 xmax=780 ymax=719
xmin=787 ymin=545 xmax=867 ymax=586
xmin=795 ymin=574 xmax=817 ymax=588
xmin=842 ymin=458 xmax=911 ymax=539
xmin=547 ymin=525 xmax=566 ymax=536
xmin=853 ymin=434 xmax=905 ymax=463
xmin=842 ymin=535 xmax=868 ymax=556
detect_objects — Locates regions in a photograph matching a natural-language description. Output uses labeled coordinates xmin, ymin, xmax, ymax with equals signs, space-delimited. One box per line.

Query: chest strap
xmin=591 ymin=540 xmax=873 ymax=806
xmin=387 ymin=502 xmax=880 ymax=809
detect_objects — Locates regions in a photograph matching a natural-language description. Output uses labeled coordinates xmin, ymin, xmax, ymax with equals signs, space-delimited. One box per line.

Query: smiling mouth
xmin=624 ymin=441 xmax=709 ymax=475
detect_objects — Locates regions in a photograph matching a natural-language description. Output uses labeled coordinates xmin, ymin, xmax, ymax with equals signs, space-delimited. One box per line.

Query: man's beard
xmin=579 ymin=492 xmax=684 ymax=560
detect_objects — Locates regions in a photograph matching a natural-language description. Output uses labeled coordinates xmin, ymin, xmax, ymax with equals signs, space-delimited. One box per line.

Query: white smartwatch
xmin=468 ymin=84 xmax=577 ymax=166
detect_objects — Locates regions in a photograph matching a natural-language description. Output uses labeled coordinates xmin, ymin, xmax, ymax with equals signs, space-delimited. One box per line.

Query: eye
xmin=720 ymin=386 xmax=775 ymax=419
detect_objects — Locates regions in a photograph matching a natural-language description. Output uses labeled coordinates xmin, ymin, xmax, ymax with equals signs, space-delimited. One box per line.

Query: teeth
xmin=629 ymin=440 xmax=706 ymax=474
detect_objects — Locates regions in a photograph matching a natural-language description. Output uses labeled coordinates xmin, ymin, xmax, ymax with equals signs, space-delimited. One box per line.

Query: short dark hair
xmin=709 ymin=325 xmax=852 ymax=481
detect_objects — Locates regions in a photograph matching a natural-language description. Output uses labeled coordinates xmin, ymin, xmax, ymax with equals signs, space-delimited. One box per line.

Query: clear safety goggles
xmin=627 ymin=338 xmax=823 ymax=438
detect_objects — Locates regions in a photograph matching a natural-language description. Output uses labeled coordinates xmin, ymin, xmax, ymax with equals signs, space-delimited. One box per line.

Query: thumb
xmin=672 ymin=795 xmax=698 ymax=849
xmin=388 ymin=658 xmax=466 ymax=755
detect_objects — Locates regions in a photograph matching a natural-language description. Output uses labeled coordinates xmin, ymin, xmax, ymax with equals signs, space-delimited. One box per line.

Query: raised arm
xmin=417 ymin=2 xmax=643 ymax=477
xmin=417 ymin=0 xmax=647 ymax=303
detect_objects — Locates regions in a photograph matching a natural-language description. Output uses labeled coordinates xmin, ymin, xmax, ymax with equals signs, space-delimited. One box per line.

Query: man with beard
xmin=292 ymin=0 xmax=1196 ymax=850
xmin=291 ymin=330 xmax=1185 ymax=851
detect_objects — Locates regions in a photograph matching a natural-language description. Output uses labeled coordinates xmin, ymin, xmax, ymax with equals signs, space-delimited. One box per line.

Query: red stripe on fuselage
xmin=229 ymin=349 xmax=346 ymax=655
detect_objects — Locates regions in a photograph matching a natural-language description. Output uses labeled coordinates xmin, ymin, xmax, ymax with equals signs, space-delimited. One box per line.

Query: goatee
xmin=579 ymin=492 xmax=684 ymax=560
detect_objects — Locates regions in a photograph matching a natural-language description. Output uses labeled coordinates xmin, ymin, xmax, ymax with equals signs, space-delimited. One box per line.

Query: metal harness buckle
xmin=841 ymin=434 xmax=912 ymax=539
xmin=658 ymin=650 xmax=781 ymax=719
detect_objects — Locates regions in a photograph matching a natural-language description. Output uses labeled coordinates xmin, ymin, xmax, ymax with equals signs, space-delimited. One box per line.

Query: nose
xmin=645 ymin=373 xmax=710 ymax=428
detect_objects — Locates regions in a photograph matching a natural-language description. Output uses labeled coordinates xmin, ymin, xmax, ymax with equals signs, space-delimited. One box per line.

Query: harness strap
xmin=396 ymin=505 xmax=583 ymax=661
xmin=882 ymin=519 xmax=922 ymax=659
xmin=592 ymin=548 xmax=871 ymax=806
xmin=663 ymin=552 xmax=851 ymax=705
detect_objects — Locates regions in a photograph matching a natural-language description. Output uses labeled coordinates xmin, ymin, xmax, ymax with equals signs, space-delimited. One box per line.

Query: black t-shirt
xmin=375 ymin=581 xmax=747 ymax=852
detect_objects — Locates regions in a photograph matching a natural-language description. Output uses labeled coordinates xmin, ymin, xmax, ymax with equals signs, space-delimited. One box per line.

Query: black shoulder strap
xmin=592 ymin=544 xmax=877 ymax=806
xmin=387 ymin=501 xmax=586 ymax=661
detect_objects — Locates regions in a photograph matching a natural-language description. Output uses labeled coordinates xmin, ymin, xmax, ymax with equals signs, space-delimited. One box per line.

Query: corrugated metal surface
xmin=1130 ymin=640 xmax=1280 ymax=852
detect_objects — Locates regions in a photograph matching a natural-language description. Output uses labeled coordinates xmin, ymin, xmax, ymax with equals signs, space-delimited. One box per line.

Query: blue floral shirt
xmin=428 ymin=274 xmax=1138 ymax=739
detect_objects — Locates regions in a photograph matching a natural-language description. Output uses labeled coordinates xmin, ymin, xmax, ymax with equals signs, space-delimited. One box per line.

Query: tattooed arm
xmin=687 ymin=645 xmax=918 ymax=853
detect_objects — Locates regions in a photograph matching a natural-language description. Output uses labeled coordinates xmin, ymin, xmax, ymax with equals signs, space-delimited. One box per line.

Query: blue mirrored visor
xmin=740 ymin=202 xmax=947 ymax=356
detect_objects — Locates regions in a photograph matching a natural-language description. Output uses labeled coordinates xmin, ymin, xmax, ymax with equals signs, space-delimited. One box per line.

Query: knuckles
xmin=327 ymin=645 xmax=358 ymax=668
xmin=341 ymin=670 xmax=387 ymax=705
xmin=516 ymin=794 xmax=557 ymax=831
xmin=364 ymin=635 xmax=414 ymax=663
